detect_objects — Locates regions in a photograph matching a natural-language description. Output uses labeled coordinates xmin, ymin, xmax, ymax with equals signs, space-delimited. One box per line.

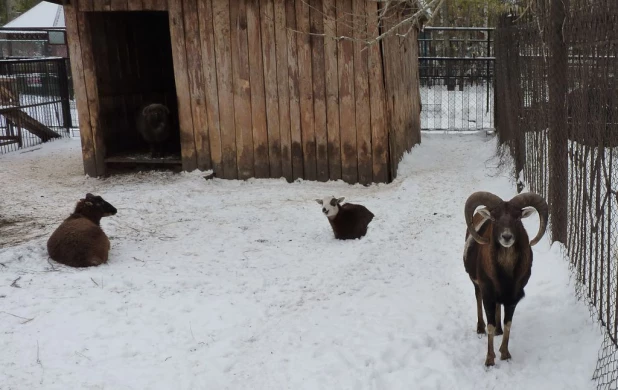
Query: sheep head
xmin=142 ymin=104 xmax=170 ymax=128
xmin=75 ymin=193 xmax=118 ymax=220
xmin=464 ymin=191 xmax=548 ymax=247
xmin=315 ymin=196 xmax=345 ymax=218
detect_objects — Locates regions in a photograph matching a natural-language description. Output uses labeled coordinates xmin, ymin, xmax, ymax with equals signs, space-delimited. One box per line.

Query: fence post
xmin=548 ymin=0 xmax=569 ymax=243
xmin=58 ymin=59 xmax=72 ymax=133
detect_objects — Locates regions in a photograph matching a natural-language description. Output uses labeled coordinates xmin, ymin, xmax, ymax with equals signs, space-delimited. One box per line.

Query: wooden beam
xmin=198 ymin=0 xmax=223 ymax=177
xmin=64 ymin=1 xmax=97 ymax=176
xmin=285 ymin=0 xmax=303 ymax=180
xmin=366 ymin=0 xmax=388 ymax=183
xmin=354 ymin=0 xmax=371 ymax=185
xmin=230 ymin=0 xmax=255 ymax=180
xmin=295 ymin=0 xmax=316 ymax=181
xmin=337 ymin=0 xmax=357 ymax=184
xmin=259 ymin=0 xmax=282 ymax=178
xmin=77 ymin=9 xmax=106 ymax=176
xmin=323 ymin=0 xmax=340 ymax=181
xmin=310 ymin=0 xmax=328 ymax=182
xmin=183 ymin=0 xmax=212 ymax=171
xmin=168 ymin=0 xmax=198 ymax=171
xmin=274 ymin=0 xmax=292 ymax=181
xmin=212 ymin=0 xmax=238 ymax=179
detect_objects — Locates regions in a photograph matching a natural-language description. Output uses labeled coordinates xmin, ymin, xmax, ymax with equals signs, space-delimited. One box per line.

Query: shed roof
xmin=4 ymin=1 xmax=65 ymax=29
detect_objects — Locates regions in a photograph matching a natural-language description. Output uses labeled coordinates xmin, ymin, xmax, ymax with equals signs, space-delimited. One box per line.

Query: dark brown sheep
xmin=47 ymin=193 xmax=117 ymax=268
xmin=463 ymin=191 xmax=548 ymax=366
xmin=315 ymin=196 xmax=375 ymax=240
xmin=136 ymin=103 xmax=171 ymax=158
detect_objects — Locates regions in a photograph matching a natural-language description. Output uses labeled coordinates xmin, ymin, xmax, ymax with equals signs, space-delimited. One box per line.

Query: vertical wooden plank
xmin=322 ymin=0 xmax=340 ymax=181
xmin=212 ymin=0 xmax=238 ymax=179
xmin=366 ymin=0 xmax=388 ymax=183
xmin=247 ymin=0 xmax=269 ymax=178
xmin=110 ymin=0 xmax=128 ymax=10
xmin=354 ymin=0 xmax=371 ymax=184
xmin=168 ymin=0 xmax=198 ymax=171
xmin=337 ymin=0 xmax=357 ymax=183
xmin=198 ymin=0 xmax=223 ymax=176
xmin=127 ymin=0 xmax=144 ymax=10
xmin=295 ymin=0 xmax=316 ymax=180
xmin=183 ymin=0 xmax=212 ymax=171
xmin=152 ymin=0 xmax=168 ymax=10
xmin=285 ymin=0 xmax=303 ymax=179
xmin=92 ymin=1 xmax=104 ymax=11
xmin=64 ymin=3 xmax=97 ymax=176
xmin=310 ymin=0 xmax=328 ymax=181
xmin=79 ymin=0 xmax=94 ymax=12
xmin=230 ymin=0 xmax=255 ymax=179
xmin=142 ymin=0 xmax=156 ymax=9
xmin=259 ymin=0 xmax=282 ymax=178
xmin=274 ymin=0 xmax=292 ymax=181
xmin=77 ymin=11 xmax=106 ymax=176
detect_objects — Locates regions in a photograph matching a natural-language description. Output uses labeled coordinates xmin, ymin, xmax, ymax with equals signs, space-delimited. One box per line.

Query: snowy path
xmin=0 ymin=133 xmax=602 ymax=389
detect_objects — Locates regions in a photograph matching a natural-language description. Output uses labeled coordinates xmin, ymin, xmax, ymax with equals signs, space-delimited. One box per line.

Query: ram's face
xmin=315 ymin=196 xmax=345 ymax=218
xmin=478 ymin=203 xmax=535 ymax=248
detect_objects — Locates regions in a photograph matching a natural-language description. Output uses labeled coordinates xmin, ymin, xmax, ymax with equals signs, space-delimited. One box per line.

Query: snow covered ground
xmin=0 ymin=133 xmax=603 ymax=389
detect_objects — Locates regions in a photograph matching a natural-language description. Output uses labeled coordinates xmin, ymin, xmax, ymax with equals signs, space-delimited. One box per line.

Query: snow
xmin=421 ymin=85 xmax=494 ymax=130
xmin=0 ymin=132 xmax=603 ymax=389
xmin=3 ymin=1 xmax=65 ymax=29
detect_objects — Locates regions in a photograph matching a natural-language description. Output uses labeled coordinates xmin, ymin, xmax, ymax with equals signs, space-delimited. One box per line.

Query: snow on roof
xmin=3 ymin=1 xmax=65 ymax=29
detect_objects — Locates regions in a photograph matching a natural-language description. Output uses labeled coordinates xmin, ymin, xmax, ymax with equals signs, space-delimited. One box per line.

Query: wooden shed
xmin=53 ymin=0 xmax=421 ymax=184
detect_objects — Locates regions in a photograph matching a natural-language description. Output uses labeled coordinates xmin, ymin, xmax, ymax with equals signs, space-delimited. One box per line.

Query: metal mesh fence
xmin=0 ymin=57 xmax=76 ymax=155
xmin=419 ymin=27 xmax=494 ymax=131
xmin=495 ymin=1 xmax=618 ymax=388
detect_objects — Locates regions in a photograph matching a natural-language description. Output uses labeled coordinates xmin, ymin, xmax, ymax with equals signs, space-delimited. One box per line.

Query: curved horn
xmin=464 ymin=191 xmax=503 ymax=245
xmin=509 ymin=192 xmax=549 ymax=246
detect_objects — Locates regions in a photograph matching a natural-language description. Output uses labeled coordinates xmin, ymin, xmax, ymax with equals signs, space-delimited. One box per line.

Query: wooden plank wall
xmin=65 ymin=0 xmax=420 ymax=183
xmin=380 ymin=6 xmax=422 ymax=179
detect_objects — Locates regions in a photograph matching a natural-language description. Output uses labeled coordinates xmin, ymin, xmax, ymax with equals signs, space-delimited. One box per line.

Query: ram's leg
xmin=474 ymin=283 xmax=486 ymax=334
xmin=495 ymin=304 xmax=503 ymax=335
xmin=499 ymin=305 xmax=516 ymax=360
xmin=483 ymin=296 xmax=497 ymax=366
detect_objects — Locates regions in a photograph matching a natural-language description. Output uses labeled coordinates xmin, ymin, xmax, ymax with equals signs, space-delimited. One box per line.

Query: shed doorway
xmin=87 ymin=11 xmax=181 ymax=170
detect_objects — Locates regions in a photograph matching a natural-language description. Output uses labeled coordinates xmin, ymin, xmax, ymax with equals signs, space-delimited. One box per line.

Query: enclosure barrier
xmin=494 ymin=1 xmax=618 ymax=388
xmin=418 ymin=27 xmax=494 ymax=131
xmin=0 ymin=56 xmax=75 ymax=154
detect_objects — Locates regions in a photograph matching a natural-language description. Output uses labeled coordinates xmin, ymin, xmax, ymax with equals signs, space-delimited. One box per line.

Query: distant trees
xmin=1 ymin=0 xmax=41 ymax=26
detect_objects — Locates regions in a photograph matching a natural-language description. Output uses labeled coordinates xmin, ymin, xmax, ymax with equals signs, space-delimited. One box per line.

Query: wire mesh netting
xmin=419 ymin=27 xmax=494 ymax=131
xmin=0 ymin=57 xmax=77 ymax=155
xmin=494 ymin=0 xmax=618 ymax=388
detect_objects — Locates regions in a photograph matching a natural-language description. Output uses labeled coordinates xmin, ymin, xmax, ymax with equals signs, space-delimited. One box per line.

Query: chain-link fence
xmin=494 ymin=0 xmax=618 ymax=388
xmin=0 ymin=57 xmax=76 ymax=155
xmin=419 ymin=27 xmax=494 ymax=131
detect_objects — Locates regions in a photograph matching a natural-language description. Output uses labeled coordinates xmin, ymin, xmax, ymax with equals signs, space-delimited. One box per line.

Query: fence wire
xmin=495 ymin=1 xmax=618 ymax=388
xmin=0 ymin=57 xmax=76 ymax=155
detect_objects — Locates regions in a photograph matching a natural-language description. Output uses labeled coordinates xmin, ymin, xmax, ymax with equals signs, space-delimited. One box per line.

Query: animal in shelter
xmin=315 ymin=196 xmax=374 ymax=240
xmin=47 ymin=193 xmax=117 ymax=268
xmin=463 ymin=191 xmax=548 ymax=366
xmin=136 ymin=103 xmax=171 ymax=158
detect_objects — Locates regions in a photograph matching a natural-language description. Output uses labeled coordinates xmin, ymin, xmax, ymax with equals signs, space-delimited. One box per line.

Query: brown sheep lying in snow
xmin=47 ymin=193 xmax=117 ymax=268
xmin=316 ymin=196 xmax=374 ymax=240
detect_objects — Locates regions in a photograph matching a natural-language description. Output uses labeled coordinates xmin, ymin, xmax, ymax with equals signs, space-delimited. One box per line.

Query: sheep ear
xmin=315 ymin=199 xmax=323 ymax=205
xmin=521 ymin=207 xmax=536 ymax=219
xmin=337 ymin=197 xmax=345 ymax=204
xmin=85 ymin=193 xmax=95 ymax=199
xmin=477 ymin=207 xmax=492 ymax=219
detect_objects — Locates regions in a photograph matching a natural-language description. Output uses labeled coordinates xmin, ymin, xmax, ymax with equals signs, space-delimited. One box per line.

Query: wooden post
xmin=548 ymin=0 xmax=569 ymax=243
